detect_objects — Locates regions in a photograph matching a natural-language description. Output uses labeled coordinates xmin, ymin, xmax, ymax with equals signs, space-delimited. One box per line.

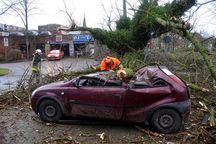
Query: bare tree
xmin=8 ymin=0 xmax=39 ymax=59
xmin=0 ymin=0 xmax=18 ymax=16
xmin=100 ymin=1 xmax=117 ymax=31
xmin=100 ymin=0 xmax=123 ymax=30
xmin=59 ymin=0 xmax=77 ymax=28
xmin=100 ymin=0 xmax=140 ymax=30
xmin=211 ymin=0 xmax=216 ymax=14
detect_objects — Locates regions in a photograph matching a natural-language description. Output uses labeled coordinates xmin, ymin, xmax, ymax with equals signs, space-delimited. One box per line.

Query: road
xmin=0 ymin=57 xmax=98 ymax=92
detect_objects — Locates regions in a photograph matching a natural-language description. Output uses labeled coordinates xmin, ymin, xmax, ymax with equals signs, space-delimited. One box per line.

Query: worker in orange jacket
xmin=100 ymin=56 xmax=123 ymax=71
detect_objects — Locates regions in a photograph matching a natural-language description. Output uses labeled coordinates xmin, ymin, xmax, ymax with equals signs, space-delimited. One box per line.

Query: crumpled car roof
xmin=85 ymin=71 xmax=119 ymax=81
xmin=131 ymin=66 xmax=165 ymax=83
xmin=84 ymin=66 xmax=166 ymax=84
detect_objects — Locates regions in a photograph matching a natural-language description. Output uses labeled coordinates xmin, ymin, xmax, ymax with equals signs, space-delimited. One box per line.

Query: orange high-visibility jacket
xmin=100 ymin=57 xmax=121 ymax=71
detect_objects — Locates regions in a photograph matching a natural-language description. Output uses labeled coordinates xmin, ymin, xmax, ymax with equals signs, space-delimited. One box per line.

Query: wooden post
xmin=4 ymin=46 xmax=7 ymax=62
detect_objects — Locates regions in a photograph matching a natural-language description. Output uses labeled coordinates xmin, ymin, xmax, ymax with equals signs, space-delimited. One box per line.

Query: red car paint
xmin=47 ymin=50 xmax=64 ymax=60
xmin=31 ymin=66 xmax=191 ymax=133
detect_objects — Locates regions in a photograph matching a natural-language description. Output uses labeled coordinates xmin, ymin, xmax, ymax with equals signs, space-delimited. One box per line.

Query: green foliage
xmin=121 ymin=50 xmax=145 ymax=70
xmin=89 ymin=1 xmax=172 ymax=54
xmin=90 ymin=28 xmax=109 ymax=44
xmin=75 ymin=0 xmax=196 ymax=55
xmin=89 ymin=28 xmax=132 ymax=55
xmin=131 ymin=1 xmax=170 ymax=48
xmin=105 ymin=30 xmax=132 ymax=55
xmin=165 ymin=0 xmax=196 ymax=17
xmin=116 ymin=16 xmax=131 ymax=30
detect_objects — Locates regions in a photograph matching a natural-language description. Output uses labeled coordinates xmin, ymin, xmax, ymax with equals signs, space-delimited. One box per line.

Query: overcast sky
xmin=1 ymin=0 xmax=138 ymax=29
xmin=0 ymin=0 xmax=216 ymax=35
xmin=186 ymin=0 xmax=216 ymax=36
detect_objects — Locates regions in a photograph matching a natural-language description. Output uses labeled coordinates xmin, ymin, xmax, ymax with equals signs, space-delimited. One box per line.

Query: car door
xmin=64 ymin=77 xmax=98 ymax=118
xmin=94 ymin=80 xmax=126 ymax=120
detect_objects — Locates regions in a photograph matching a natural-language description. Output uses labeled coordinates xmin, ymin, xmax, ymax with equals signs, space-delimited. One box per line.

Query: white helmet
xmin=35 ymin=49 xmax=42 ymax=54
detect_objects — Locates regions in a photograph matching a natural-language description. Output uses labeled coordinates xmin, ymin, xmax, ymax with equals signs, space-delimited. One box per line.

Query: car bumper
xmin=31 ymin=97 xmax=38 ymax=114
xmin=47 ymin=57 xmax=60 ymax=60
xmin=141 ymin=100 xmax=191 ymax=125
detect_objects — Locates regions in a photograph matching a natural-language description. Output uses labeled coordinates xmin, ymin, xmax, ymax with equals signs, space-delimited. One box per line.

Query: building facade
xmin=0 ymin=23 xmax=25 ymax=32
xmin=0 ymin=34 xmax=74 ymax=61
xmin=38 ymin=24 xmax=68 ymax=35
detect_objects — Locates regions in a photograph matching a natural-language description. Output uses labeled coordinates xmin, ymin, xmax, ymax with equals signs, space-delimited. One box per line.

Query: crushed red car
xmin=47 ymin=49 xmax=64 ymax=60
xmin=31 ymin=66 xmax=191 ymax=133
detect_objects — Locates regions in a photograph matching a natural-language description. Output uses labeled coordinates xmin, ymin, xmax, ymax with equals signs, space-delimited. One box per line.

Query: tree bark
xmin=123 ymin=0 xmax=127 ymax=17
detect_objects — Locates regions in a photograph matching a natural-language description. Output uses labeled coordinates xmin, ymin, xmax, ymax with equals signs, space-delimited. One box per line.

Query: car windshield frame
xmin=76 ymin=76 xmax=105 ymax=87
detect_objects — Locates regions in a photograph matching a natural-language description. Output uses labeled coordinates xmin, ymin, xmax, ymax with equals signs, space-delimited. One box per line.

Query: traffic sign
xmin=4 ymin=37 xmax=8 ymax=46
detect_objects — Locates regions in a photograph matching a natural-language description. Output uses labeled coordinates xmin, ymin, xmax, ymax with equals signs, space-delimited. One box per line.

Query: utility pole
xmin=123 ymin=0 xmax=127 ymax=17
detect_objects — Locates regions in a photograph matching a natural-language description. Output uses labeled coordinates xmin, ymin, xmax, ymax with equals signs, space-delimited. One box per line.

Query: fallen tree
xmin=67 ymin=0 xmax=196 ymax=55
xmin=156 ymin=17 xmax=216 ymax=81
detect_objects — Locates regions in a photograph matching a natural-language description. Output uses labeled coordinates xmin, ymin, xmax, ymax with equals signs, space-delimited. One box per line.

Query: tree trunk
xmin=25 ymin=0 xmax=29 ymax=59
xmin=184 ymin=32 xmax=216 ymax=81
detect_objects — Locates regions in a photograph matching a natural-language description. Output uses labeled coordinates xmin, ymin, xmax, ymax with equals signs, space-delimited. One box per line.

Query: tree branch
xmin=156 ymin=17 xmax=216 ymax=81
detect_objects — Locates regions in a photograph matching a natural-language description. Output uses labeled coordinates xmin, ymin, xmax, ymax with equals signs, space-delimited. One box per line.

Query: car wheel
xmin=38 ymin=99 xmax=62 ymax=122
xmin=150 ymin=109 xmax=182 ymax=133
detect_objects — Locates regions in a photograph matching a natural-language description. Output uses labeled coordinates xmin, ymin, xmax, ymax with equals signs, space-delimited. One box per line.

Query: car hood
xmin=37 ymin=81 xmax=66 ymax=90
xmin=48 ymin=53 xmax=60 ymax=55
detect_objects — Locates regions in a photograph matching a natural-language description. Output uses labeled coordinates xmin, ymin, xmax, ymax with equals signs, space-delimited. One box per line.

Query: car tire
xmin=38 ymin=99 xmax=62 ymax=122
xmin=150 ymin=109 xmax=182 ymax=133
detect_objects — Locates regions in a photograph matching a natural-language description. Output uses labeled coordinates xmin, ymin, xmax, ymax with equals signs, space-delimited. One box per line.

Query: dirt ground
xmin=0 ymin=104 xmax=146 ymax=144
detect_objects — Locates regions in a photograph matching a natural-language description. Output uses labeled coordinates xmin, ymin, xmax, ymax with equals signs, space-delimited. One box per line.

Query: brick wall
xmin=0 ymin=35 xmax=72 ymax=60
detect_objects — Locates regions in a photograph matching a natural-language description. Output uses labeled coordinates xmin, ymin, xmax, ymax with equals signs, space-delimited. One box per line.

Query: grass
xmin=0 ymin=67 xmax=9 ymax=76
